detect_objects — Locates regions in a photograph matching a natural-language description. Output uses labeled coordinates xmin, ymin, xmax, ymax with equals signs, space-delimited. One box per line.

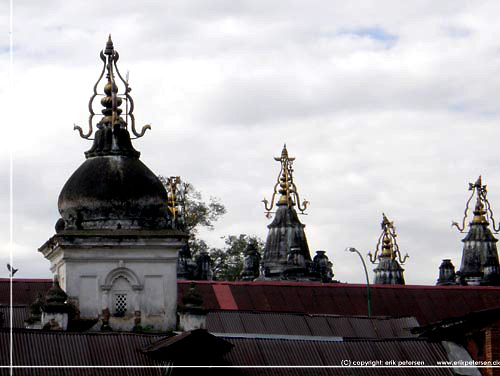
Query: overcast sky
xmin=2 ymin=1 xmax=500 ymax=284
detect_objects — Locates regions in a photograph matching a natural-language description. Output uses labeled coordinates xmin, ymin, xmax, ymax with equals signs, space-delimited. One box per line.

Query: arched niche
xmin=101 ymin=267 xmax=143 ymax=316
xmin=101 ymin=267 xmax=143 ymax=291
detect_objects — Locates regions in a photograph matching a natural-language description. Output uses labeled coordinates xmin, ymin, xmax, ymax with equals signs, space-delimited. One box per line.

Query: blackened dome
xmin=56 ymin=37 xmax=170 ymax=232
xmin=57 ymin=155 xmax=169 ymax=231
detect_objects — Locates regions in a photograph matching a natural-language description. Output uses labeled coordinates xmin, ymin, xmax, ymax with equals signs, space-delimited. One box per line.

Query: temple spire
xmin=368 ymin=213 xmax=408 ymax=285
xmin=73 ymin=36 xmax=151 ymax=158
xmin=452 ymin=176 xmax=497 ymax=231
xmin=263 ymin=144 xmax=308 ymax=214
xmin=453 ymin=176 xmax=500 ymax=286
xmin=259 ymin=145 xmax=324 ymax=281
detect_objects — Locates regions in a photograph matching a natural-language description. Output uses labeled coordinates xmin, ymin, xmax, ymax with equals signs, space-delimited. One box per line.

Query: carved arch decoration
xmin=101 ymin=267 xmax=143 ymax=291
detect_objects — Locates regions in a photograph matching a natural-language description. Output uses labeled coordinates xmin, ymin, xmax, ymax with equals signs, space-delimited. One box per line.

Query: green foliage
xmin=159 ymin=177 xmax=264 ymax=281
xmin=182 ymin=182 xmax=226 ymax=235
xmin=182 ymin=183 xmax=226 ymax=258
xmin=211 ymin=235 xmax=264 ymax=281
xmin=159 ymin=177 xmax=226 ymax=256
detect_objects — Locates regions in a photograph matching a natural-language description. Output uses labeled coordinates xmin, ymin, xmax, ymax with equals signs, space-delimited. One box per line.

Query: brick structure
xmin=485 ymin=322 xmax=500 ymax=376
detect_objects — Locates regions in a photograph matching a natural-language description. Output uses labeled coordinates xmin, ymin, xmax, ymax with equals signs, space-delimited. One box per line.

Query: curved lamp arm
xmin=346 ymin=247 xmax=371 ymax=317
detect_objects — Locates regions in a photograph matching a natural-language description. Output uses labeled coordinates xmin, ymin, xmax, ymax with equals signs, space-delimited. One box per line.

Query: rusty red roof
xmin=0 ymin=278 xmax=52 ymax=305
xmin=179 ymin=281 xmax=500 ymax=325
xmin=3 ymin=279 xmax=500 ymax=327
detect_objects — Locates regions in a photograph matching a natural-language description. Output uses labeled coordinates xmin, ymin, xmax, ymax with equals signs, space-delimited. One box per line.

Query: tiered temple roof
xmin=453 ymin=176 xmax=500 ymax=286
xmin=368 ymin=214 xmax=408 ymax=285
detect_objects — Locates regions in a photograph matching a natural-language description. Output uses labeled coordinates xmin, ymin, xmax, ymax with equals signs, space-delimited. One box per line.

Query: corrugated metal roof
xmin=220 ymin=337 xmax=454 ymax=375
xmin=0 ymin=305 xmax=29 ymax=328
xmin=1 ymin=330 xmax=168 ymax=375
xmin=0 ymin=328 xmax=469 ymax=375
xmin=206 ymin=311 xmax=418 ymax=338
xmin=178 ymin=281 xmax=500 ymax=325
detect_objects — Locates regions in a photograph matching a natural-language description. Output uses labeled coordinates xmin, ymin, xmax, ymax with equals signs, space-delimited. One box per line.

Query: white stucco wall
xmin=41 ymin=235 xmax=184 ymax=332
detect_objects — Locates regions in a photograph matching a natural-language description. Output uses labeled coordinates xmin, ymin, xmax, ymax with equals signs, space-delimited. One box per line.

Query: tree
xmin=211 ymin=235 xmax=264 ymax=281
xmin=159 ymin=176 xmax=264 ymax=281
xmin=159 ymin=176 xmax=226 ymax=256
xmin=181 ymin=183 xmax=226 ymax=236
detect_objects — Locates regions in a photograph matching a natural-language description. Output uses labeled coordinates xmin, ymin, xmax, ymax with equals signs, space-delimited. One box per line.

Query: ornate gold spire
xmin=368 ymin=213 xmax=409 ymax=264
xmin=452 ymin=176 xmax=499 ymax=232
xmin=165 ymin=176 xmax=183 ymax=220
xmin=74 ymin=35 xmax=151 ymax=141
xmin=262 ymin=144 xmax=309 ymax=215
xmin=162 ymin=176 xmax=187 ymax=230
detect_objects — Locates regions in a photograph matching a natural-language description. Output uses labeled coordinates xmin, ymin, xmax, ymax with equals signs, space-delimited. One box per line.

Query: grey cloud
xmin=6 ymin=1 xmax=500 ymax=286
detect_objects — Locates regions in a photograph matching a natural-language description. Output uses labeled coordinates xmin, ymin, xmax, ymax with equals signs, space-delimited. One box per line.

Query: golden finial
xmin=74 ymin=36 xmax=151 ymax=140
xmin=263 ymin=144 xmax=308 ymax=216
xmin=368 ymin=213 xmax=409 ymax=264
xmin=452 ymin=176 xmax=499 ymax=233
xmin=163 ymin=176 xmax=187 ymax=229
xmin=167 ymin=176 xmax=180 ymax=220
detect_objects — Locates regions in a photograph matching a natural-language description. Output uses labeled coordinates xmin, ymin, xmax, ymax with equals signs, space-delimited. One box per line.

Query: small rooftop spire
xmin=45 ymin=275 xmax=68 ymax=306
xmin=368 ymin=213 xmax=409 ymax=264
xmin=263 ymin=144 xmax=308 ymax=215
xmin=454 ymin=176 xmax=500 ymax=286
xmin=74 ymin=36 xmax=151 ymax=158
xmin=369 ymin=213 xmax=408 ymax=285
xmin=452 ymin=176 xmax=500 ymax=233
xmin=436 ymin=259 xmax=458 ymax=286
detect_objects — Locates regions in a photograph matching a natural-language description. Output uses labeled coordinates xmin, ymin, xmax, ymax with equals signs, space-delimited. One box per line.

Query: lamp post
xmin=346 ymin=247 xmax=371 ymax=317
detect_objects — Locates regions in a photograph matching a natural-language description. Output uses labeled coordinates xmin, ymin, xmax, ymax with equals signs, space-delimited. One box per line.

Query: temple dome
xmin=57 ymin=155 xmax=169 ymax=231
xmin=56 ymin=37 xmax=171 ymax=232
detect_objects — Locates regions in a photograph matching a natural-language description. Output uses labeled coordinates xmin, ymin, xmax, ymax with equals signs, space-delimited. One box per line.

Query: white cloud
xmin=3 ymin=1 xmax=500 ymax=285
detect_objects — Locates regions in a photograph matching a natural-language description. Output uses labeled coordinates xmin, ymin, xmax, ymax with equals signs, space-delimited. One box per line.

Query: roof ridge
xmin=1 ymin=328 xmax=169 ymax=337
xmin=3 ymin=278 xmax=500 ymax=290
xmin=177 ymin=280 xmax=500 ymax=290
xmin=214 ymin=332 xmax=425 ymax=342
xmin=209 ymin=310 xmax=417 ymax=320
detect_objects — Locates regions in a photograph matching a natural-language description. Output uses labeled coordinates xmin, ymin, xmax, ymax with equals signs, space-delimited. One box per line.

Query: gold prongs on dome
xmin=77 ymin=37 xmax=150 ymax=145
xmin=371 ymin=213 xmax=408 ymax=265
xmin=453 ymin=176 xmax=500 ymax=233
xmin=263 ymin=145 xmax=308 ymax=215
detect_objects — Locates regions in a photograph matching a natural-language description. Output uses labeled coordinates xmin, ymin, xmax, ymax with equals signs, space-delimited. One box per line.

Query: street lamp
xmin=346 ymin=247 xmax=371 ymax=317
